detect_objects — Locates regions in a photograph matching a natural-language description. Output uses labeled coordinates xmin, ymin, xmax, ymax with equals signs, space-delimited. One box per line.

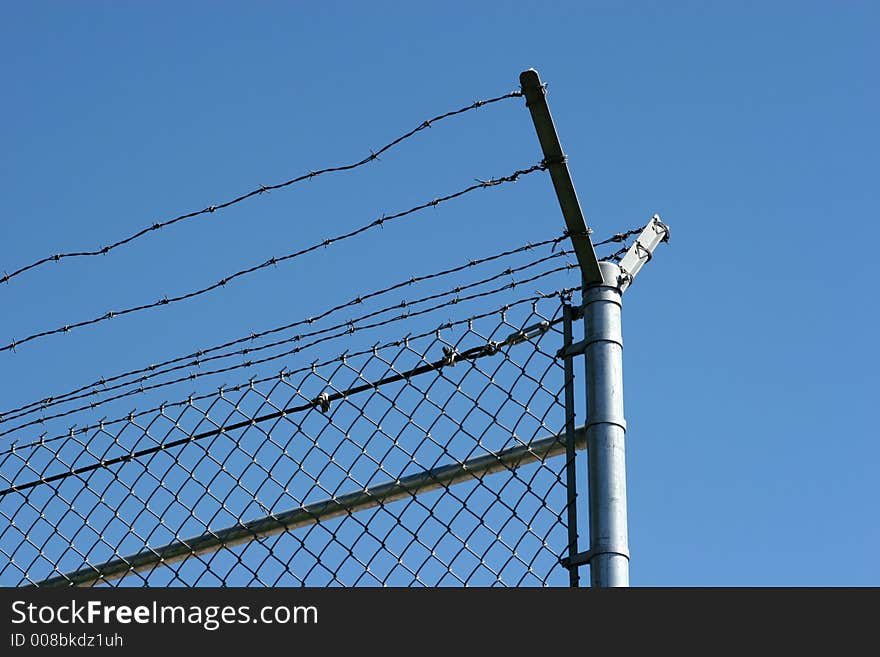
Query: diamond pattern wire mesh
xmin=0 ymin=296 xmax=574 ymax=587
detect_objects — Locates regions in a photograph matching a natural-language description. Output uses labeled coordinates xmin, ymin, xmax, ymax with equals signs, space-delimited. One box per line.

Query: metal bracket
xmin=560 ymin=547 xmax=631 ymax=570
xmin=556 ymin=339 xmax=587 ymax=359
xmin=616 ymin=214 xmax=670 ymax=293
xmin=519 ymin=69 xmax=602 ymax=285
xmin=560 ymin=550 xmax=593 ymax=569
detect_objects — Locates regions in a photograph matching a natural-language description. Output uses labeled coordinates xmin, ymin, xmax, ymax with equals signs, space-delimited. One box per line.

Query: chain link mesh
xmin=1 ymin=295 xmax=577 ymax=587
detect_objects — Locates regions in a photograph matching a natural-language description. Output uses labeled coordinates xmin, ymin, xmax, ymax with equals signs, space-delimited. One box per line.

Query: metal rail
xmin=519 ymin=69 xmax=602 ymax=285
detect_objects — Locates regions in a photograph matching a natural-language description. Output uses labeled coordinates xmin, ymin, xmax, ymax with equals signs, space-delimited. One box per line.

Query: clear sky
xmin=1 ymin=1 xmax=877 ymax=586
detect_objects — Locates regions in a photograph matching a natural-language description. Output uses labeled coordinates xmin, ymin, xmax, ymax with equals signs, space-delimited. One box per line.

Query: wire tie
xmin=652 ymin=214 xmax=671 ymax=241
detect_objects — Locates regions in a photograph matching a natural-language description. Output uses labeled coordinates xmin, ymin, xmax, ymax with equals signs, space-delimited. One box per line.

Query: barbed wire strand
xmin=0 ymin=232 xmax=571 ymax=423
xmin=0 ymin=163 xmax=546 ymax=355
xmin=0 ymin=283 xmax=579 ymax=498
xmin=0 ymin=261 xmax=577 ymax=439
xmin=0 ymin=254 xmax=576 ymax=434
xmin=1 ymin=284 xmax=579 ymax=460
xmin=593 ymin=227 xmax=643 ymax=247
xmin=1 ymin=91 xmax=524 ymax=289
xmin=601 ymin=246 xmax=629 ymax=262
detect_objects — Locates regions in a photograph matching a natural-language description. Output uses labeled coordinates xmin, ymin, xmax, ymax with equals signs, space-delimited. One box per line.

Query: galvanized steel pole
xmin=583 ymin=261 xmax=630 ymax=587
xmin=520 ymin=69 xmax=668 ymax=587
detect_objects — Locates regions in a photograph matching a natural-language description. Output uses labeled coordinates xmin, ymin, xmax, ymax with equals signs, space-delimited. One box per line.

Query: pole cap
xmin=595 ymin=261 xmax=623 ymax=289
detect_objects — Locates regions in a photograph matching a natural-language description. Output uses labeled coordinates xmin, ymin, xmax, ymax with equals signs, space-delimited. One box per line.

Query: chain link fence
xmin=1 ymin=294 xmax=584 ymax=587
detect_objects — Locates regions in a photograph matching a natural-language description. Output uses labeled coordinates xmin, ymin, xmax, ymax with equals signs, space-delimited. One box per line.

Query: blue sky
xmin=0 ymin=1 xmax=877 ymax=586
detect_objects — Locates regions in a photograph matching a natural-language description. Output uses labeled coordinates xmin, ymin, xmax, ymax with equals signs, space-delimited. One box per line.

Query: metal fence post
xmin=583 ymin=261 xmax=629 ymax=587
xmin=521 ymin=65 xmax=670 ymax=587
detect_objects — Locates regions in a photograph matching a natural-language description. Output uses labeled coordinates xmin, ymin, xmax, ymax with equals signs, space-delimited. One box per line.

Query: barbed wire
xmin=0 ymin=256 xmax=577 ymax=436
xmin=0 ymin=233 xmax=571 ymax=424
xmin=1 ymin=91 xmax=524 ymax=289
xmin=0 ymin=228 xmax=636 ymax=427
xmin=0 ymin=285 xmax=579 ymax=460
xmin=593 ymin=227 xmax=643 ymax=247
xmin=601 ymin=247 xmax=628 ymax=262
xmin=594 ymin=226 xmax=646 ymax=262
xmin=0 ymin=163 xmax=546 ymax=355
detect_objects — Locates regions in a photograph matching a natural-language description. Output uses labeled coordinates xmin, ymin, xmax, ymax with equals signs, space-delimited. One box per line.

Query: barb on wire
xmin=0 ymin=233 xmax=569 ymax=425
xmin=0 ymin=260 xmax=577 ymax=439
xmin=600 ymin=246 xmax=628 ymax=262
xmin=593 ymin=227 xmax=643 ymax=247
xmin=0 ymin=163 xmax=546 ymax=355
xmin=1 ymin=90 xmax=524 ymax=289
xmin=1 ymin=284 xmax=580 ymax=460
